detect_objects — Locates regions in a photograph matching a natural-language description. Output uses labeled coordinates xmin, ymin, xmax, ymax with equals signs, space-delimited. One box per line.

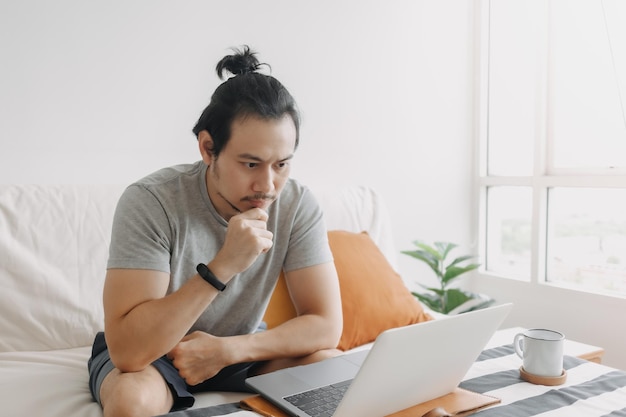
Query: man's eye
xmin=245 ymin=162 xmax=258 ymax=168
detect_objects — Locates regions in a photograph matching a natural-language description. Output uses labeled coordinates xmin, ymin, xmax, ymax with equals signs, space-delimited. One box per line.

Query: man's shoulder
xmin=117 ymin=161 xmax=206 ymax=213
xmin=280 ymin=177 xmax=303 ymax=194
xmin=277 ymin=178 xmax=315 ymax=206
xmin=132 ymin=161 xmax=204 ymax=188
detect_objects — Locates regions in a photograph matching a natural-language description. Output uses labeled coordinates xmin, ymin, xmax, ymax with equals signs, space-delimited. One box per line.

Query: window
xmin=478 ymin=0 xmax=626 ymax=296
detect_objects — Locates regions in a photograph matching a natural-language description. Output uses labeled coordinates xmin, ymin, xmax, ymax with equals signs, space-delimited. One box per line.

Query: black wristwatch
xmin=196 ymin=263 xmax=227 ymax=292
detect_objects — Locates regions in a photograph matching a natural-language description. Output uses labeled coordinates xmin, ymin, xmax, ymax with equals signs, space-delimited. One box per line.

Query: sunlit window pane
xmin=547 ymin=188 xmax=626 ymax=293
xmin=550 ymin=0 xmax=626 ymax=170
xmin=486 ymin=186 xmax=532 ymax=279
xmin=487 ymin=0 xmax=538 ymax=176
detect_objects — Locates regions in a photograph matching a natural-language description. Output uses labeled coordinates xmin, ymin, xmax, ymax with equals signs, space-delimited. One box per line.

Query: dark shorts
xmin=87 ymin=332 xmax=259 ymax=412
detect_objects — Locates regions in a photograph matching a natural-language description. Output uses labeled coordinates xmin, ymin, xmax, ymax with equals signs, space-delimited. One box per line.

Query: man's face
xmin=202 ymin=114 xmax=297 ymax=220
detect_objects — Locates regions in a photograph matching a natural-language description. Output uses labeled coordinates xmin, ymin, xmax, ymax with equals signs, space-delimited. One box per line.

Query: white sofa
xmin=0 ymin=183 xmax=399 ymax=417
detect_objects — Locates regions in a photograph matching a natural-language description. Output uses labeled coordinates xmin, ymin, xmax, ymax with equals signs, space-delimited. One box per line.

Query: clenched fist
xmin=212 ymin=208 xmax=273 ymax=280
xmin=167 ymin=331 xmax=232 ymax=386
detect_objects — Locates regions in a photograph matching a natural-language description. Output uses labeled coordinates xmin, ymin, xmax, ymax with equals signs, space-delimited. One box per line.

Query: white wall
xmin=468 ymin=274 xmax=626 ymax=370
xmin=0 ymin=0 xmax=475 ymax=275
xmin=4 ymin=1 xmax=622 ymax=369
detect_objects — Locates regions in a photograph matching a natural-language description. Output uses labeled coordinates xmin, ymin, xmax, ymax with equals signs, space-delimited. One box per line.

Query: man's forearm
xmin=230 ymin=313 xmax=343 ymax=364
xmin=105 ymin=273 xmax=221 ymax=372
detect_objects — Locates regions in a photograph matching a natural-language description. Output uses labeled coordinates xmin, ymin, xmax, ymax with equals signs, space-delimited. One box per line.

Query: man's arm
xmin=103 ymin=268 xmax=220 ymax=372
xmin=167 ymin=261 xmax=343 ymax=384
xmin=246 ymin=261 xmax=343 ymax=358
xmin=104 ymin=208 xmax=273 ymax=372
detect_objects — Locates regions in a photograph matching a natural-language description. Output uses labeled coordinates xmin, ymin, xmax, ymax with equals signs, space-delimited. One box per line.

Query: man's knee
xmin=100 ymin=367 xmax=173 ymax=417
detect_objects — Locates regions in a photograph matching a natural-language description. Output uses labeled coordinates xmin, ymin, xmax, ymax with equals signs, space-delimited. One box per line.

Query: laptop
xmin=246 ymin=303 xmax=512 ymax=417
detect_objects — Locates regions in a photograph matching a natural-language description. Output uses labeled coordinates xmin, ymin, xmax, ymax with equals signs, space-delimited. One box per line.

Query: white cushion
xmin=0 ymin=184 xmax=394 ymax=353
xmin=312 ymin=185 xmax=397 ymax=270
xmin=0 ymin=347 xmax=248 ymax=416
xmin=0 ymin=185 xmax=124 ymax=351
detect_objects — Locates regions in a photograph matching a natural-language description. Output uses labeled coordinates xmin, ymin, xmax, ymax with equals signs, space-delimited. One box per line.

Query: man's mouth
xmin=243 ymin=194 xmax=275 ymax=208
xmin=218 ymin=192 xmax=276 ymax=214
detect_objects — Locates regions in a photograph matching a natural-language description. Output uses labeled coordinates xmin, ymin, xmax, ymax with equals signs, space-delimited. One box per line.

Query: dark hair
xmin=192 ymin=46 xmax=300 ymax=156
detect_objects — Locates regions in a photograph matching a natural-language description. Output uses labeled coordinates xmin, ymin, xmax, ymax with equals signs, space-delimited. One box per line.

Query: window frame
xmin=474 ymin=0 xmax=626 ymax=296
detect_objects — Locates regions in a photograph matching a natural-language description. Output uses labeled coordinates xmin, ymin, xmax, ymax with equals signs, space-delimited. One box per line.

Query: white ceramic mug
xmin=514 ymin=329 xmax=564 ymax=377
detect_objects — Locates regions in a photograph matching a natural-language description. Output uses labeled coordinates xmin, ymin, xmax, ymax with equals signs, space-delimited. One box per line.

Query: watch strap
xmin=196 ymin=263 xmax=227 ymax=291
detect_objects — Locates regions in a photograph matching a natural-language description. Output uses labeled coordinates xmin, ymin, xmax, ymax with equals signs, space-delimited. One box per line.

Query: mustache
xmin=241 ymin=194 xmax=275 ymax=202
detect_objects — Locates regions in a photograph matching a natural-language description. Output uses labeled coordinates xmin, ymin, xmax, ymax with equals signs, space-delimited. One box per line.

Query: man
xmin=88 ymin=46 xmax=343 ymax=417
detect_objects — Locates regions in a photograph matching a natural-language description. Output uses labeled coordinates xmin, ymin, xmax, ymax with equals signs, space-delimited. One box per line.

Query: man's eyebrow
xmin=238 ymin=153 xmax=294 ymax=162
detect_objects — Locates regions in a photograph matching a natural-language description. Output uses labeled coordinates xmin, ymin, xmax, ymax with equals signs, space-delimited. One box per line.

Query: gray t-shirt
xmin=107 ymin=161 xmax=333 ymax=337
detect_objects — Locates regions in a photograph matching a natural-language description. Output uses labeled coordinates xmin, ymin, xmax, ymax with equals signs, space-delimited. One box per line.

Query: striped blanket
xmin=461 ymin=344 xmax=626 ymax=416
xmin=163 ymin=344 xmax=626 ymax=417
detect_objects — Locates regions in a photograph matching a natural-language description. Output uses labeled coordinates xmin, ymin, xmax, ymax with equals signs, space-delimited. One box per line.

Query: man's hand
xmin=167 ymin=331 xmax=233 ymax=386
xmin=213 ymin=208 xmax=274 ymax=279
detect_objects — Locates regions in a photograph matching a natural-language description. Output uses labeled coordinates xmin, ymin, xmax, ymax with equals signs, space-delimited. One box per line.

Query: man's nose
xmin=253 ymin=167 xmax=273 ymax=193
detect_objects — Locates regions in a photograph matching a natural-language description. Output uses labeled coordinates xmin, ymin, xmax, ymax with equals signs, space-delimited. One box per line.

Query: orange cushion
xmin=263 ymin=270 xmax=296 ymax=329
xmin=263 ymin=230 xmax=432 ymax=350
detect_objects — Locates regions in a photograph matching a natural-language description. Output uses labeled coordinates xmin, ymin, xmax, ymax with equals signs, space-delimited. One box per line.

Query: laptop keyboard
xmin=284 ymin=379 xmax=353 ymax=417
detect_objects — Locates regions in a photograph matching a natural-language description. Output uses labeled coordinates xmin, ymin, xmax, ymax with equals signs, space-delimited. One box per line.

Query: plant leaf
xmin=442 ymin=263 xmax=481 ymax=283
xmin=429 ymin=288 xmax=446 ymax=297
xmin=401 ymin=249 xmax=441 ymax=278
xmin=412 ymin=292 xmax=444 ymax=313
xmin=401 ymin=249 xmax=437 ymax=267
xmin=434 ymin=241 xmax=457 ymax=260
xmin=447 ymin=254 xmax=476 ymax=268
xmin=463 ymin=299 xmax=495 ymax=313
xmin=412 ymin=241 xmax=443 ymax=261
xmin=404 ymin=241 xmax=486 ymax=308
xmin=446 ymin=292 xmax=495 ymax=314
xmin=442 ymin=288 xmax=473 ymax=314
xmin=415 ymin=286 xmax=446 ymax=297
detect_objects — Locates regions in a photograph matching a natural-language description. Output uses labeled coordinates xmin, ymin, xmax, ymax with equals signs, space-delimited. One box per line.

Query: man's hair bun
xmin=215 ymin=45 xmax=268 ymax=79
xmin=193 ymin=45 xmax=300 ymax=155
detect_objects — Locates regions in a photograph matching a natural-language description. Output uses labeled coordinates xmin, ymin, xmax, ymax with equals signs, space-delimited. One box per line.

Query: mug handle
xmin=514 ymin=333 xmax=525 ymax=359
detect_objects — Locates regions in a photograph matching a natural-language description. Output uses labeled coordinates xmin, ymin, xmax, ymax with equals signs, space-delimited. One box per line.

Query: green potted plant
xmin=401 ymin=241 xmax=494 ymax=315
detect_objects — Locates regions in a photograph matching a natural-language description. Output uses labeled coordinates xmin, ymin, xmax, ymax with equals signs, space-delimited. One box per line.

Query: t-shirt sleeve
xmin=281 ymin=188 xmax=333 ymax=272
xmin=107 ymin=184 xmax=172 ymax=273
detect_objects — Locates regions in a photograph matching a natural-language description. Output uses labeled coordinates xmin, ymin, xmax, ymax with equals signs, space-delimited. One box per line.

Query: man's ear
xmin=197 ymin=130 xmax=215 ymax=165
